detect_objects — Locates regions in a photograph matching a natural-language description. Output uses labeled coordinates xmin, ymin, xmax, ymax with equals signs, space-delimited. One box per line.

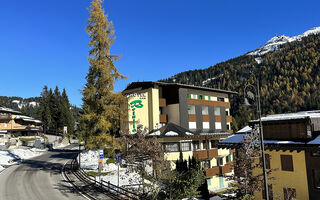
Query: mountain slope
xmin=162 ymin=28 xmax=320 ymax=130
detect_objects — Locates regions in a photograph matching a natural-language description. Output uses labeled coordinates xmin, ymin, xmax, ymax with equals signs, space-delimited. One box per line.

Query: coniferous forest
xmin=162 ymin=33 xmax=320 ymax=130
xmin=37 ymin=86 xmax=75 ymax=135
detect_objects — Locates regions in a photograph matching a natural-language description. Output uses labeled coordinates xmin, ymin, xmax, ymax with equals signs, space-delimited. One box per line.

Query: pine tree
xmin=80 ymin=0 xmax=126 ymax=149
xmin=61 ymin=88 xmax=75 ymax=137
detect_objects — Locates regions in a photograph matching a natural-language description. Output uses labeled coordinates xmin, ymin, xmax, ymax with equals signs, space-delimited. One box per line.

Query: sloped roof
xmin=123 ymin=81 xmax=237 ymax=95
xmin=237 ymin=126 xmax=252 ymax=133
xmin=147 ymin=122 xmax=195 ymax=138
xmin=251 ymin=110 xmax=320 ymax=123
xmin=0 ymin=107 xmax=21 ymax=115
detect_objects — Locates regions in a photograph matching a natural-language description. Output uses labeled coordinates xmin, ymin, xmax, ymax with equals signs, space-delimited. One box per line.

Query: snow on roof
xmin=308 ymin=135 xmax=320 ymax=145
xmin=165 ymin=131 xmax=179 ymax=136
xmin=0 ymin=107 xmax=21 ymax=114
xmin=220 ymin=134 xmax=320 ymax=145
xmin=220 ymin=134 xmax=245 ymax=143
xmin=149 ymin=130 xmax=160 ymax=136
xmin=252 ymin=110 xmax=320 ymax=122
xmin=198 ymin=132 xmax=231 ymax=136
xmin=15 ymin=115 xmax=42 ymax=124
xmin=185 ymin=132 xmax=193 ymax=135
xmin=237 ymin=126 xmax=252 ymax=133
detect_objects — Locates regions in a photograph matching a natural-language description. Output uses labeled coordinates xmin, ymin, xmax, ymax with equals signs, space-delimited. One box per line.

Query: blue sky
xmin=0 ymin=0 xmax=319 ymax=106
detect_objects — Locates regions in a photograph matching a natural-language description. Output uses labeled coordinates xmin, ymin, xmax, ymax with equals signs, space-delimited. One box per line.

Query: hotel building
xmin=123 ymin=81 xmax=237 ymax=191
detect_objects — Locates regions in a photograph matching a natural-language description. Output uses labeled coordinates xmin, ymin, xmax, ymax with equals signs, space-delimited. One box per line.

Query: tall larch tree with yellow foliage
xmin=80 ymin=0 xmax=126 ymax=149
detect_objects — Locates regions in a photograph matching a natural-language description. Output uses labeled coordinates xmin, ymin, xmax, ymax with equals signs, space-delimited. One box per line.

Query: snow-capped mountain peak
xmin=248 ymin=27 xmax=320 ymax=56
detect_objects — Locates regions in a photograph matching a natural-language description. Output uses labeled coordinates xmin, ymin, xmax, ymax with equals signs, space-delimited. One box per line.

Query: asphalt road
xmin=0 ymin=145 xmax=87 ymax=200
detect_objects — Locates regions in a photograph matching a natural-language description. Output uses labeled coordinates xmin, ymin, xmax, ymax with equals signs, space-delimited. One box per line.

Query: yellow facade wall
xmin=254 ymin=150 xmax=309 ymax=200
xmin=127 ymin=90 xmax=149 ymax=134
xmin=165 ymin=151 xmax=193 ymax=169
xmin=150 ymin=88 xmax=160 ymax=130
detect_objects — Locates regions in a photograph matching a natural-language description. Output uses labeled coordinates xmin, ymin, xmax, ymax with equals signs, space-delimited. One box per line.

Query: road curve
xmin=0 ymin=146 xmax=87 ymax=200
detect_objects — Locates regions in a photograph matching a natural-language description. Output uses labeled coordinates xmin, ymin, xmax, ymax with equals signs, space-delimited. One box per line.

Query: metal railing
xmin=69 ymin=158 xmax=146 ymax=200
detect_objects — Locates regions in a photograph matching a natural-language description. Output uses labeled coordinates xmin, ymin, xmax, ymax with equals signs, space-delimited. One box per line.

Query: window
xmin=283 ymin=187 xmax=296 ymax=200
xmin=198 ymin=95 xmax=203 ymax=100
xmin=266 ymin=154 xmax=271 ymax=169
xmin=207 ymin=96 xmax=211 ymax=101
xmin=193 ymin=141 xmax=200 ymax=150
xmin=215 ymin=122 xmax=222 ymax=130
xmin=227 ymin=123 xmax=231 ymax=130
xmin=281 ymin=155 xmax=294 ymax=171
xmin=226 ymin=109 xmax=230 ymax=116
xmin=214 ymin=107 xmax=221 ymax=115
xmin=4 ymin=123 xmax=7 ymax=128
xmin=203 ymin=122 xmax=210 ymax=129
xmin=202 ymin=140 xmax=208 ymax=150
xmin=165 ymin=143 xmax=179 ymax=152
xmin=159 ymin=107 xmax=163 ymax=114
xmin=262 ymin=184 xmax=273 ymax=200
xmin=211 ymin=140 xmax=217 ymax=148
xmin=217 ymin=97 xmax=225 ymax=102
xmin=217 ymin=157 xmax=223 ymax=166
xmin=188 ymin=105 xmax=196 ymax=114
xmin=202 ymin=106 xmax=209 ymax=115
xmin=226 ymin=154 xmax=230 ymax=162
xmin=313 ymin=169 xmax=320 ymax=189
xmin=189 ymin=122 xmax=196 ymax=129
xmin=202 ymin=160 xmax=210 ymax=170
xmin=207 ymin=179 xmax=211 ymax=186
xmin=181 ymin=142 xmax=191 ymax=151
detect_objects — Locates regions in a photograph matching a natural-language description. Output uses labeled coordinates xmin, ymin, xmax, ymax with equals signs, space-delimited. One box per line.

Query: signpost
xmin=98 ymin=149 xmax=104 ymax=182
xmin=115 ymin=149 xmax=122 ymax=189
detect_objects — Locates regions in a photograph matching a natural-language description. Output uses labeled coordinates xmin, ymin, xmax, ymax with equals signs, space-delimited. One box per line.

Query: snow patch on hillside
xmin=248 ymin=27 xmax=320 ymax=56
xmin=202 ymin=77 xmax=216 ymax=86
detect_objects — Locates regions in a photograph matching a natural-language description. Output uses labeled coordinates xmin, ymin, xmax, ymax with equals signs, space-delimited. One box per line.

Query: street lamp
xmin=244 ymin=79 xmax=269 ymax=200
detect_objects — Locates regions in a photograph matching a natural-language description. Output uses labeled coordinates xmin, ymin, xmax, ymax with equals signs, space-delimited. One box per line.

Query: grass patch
xmin=86 ymin=171 xmax=111 ymax=177
xmin=106 ymin=158 xmax=115 ymax=164
xmin=19 ymin=138 xmax=36 ymax=142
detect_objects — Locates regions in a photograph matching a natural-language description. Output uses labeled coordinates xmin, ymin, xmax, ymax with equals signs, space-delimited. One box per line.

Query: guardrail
xmin=70 ymin=158 xmax=146 ymax=200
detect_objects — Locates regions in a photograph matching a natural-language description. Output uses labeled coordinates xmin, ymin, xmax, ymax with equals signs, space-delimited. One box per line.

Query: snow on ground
xmin=0 ymin=165 xmax=4 ymax=172
xmin=80 ymin=150 xmax=150 ymax=187
xmin=0 ymin=147 xmax=47 ymax=171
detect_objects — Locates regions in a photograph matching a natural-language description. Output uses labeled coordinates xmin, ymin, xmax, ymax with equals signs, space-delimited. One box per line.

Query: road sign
xmin=115 ymin=155 xmax=122 ymax=164
xmin=98 ymin=149 xmax=104 ymax=162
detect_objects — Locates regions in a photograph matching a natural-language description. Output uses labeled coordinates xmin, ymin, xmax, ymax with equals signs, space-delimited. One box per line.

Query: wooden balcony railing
xmin=226 ymin=116 xmax=232 ymax=122
xmin=221 ymin=163 xmax=233 ymax=174
xmin=159 ymin=98 xmax=166 ymax=107
xmin=188 ymin=99 xmax=231 ymax=107
xmin=193 ymin=149 xmax=218 ymax=160
xmin=206 ymin=166 xmax=220 ymax=178
xmin=160 ymin=114 xmax=167 ymax=123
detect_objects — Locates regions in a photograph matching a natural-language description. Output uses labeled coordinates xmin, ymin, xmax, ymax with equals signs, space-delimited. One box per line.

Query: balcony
xmin=226 ymin=116 xmax=232 ymax=122
xmin=221 ymin=162 xmax=233 ymax=174
xmin=193 ymin=149 xmax=218 ymax=160
xmin=188 ymin=99 xmax=230 ymax=107
xmin=160 ymin=114 xmax=167 ymax=123
xmin=159 ymin=98 xmax=166 ymax=107
xmin=206 ymin=163 xmax=234 ymax=178
xmin=206 ymin=166 xmax=220 ymax=178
